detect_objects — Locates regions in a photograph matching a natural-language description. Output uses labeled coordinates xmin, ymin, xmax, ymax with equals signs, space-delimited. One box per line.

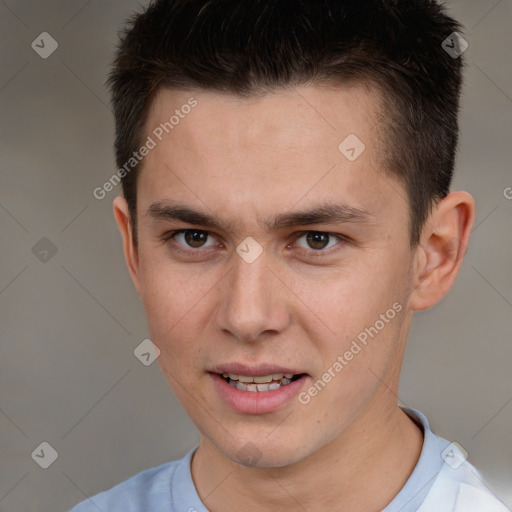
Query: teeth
xmin=222 ymin=372 xmax=295 ymax=383
xmin=253 ymin=375 xmax=273 ymax=383
xmin=221 ymin=372 xmax=300 ymax=392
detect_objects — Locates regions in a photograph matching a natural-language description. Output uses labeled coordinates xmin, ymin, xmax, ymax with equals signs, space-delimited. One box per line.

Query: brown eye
xmin=165 ymin=229 xmax=217 ymax=251
xmin=305 ymin=232 xmax=330 ymax=250
xmin=295 ymin=231 xmax=341 ymax=252
xmin=183 ymin=230 xmax=209 ymax=248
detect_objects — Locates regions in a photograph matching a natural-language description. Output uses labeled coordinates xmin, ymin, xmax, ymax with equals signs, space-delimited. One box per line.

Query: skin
xmin=113 ymin=84 xmax=475 ymax=511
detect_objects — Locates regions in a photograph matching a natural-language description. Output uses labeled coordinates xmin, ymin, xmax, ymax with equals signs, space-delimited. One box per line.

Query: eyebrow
xmin=146 ymin=200 xmax=376 ymax=232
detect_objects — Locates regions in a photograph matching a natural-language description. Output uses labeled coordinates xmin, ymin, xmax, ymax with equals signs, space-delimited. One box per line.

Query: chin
xmin=213 ymin=432 xmax=315 ymax=469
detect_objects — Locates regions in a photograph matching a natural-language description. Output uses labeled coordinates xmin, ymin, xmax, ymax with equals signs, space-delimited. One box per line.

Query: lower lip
xmin=210 ymin=373 xmax=308 ymax=415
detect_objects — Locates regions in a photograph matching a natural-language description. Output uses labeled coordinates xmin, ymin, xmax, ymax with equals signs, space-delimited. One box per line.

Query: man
xmin=71 ymin=0 xmax=509 ymax=510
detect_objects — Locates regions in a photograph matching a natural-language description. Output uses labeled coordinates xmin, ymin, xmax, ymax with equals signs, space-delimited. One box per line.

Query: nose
xmin=216 ymin=251 xmax=290 ymax=343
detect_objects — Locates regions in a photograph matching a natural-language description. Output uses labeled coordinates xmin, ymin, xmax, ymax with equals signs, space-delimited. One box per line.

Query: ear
xmin=409 ymin=191 xmax=475 ymax=311
xmin=113 ymin=195 xmax=142 ymax=296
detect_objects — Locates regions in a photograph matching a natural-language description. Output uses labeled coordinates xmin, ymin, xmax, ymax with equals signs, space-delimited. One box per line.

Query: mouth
xmin=220 ymin=372 xmax=305 ymax=392
xmin=209 ymin=364 xmax=309 ymax=413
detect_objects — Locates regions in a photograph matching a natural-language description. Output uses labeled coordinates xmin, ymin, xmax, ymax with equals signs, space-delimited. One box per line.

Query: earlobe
xmin=409 ymin=191 xmax=475 ymax=311
xmin=112 ymin=195 xmax=142 ymax=296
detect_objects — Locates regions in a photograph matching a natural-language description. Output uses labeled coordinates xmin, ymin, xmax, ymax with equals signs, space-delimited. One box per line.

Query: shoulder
xmin=68 ymin=458 xmax=179 ymax=512
xmin=454 ymin=481 xmax=511 ymax=512
xmin=418 ymin=438 xmax=510 ymax=512
xmin=399 ymin=409 xmax=509 ymax=512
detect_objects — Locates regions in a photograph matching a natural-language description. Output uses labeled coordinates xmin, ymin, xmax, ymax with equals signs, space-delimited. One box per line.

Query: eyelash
xmin=161 ymin=229 xmax=349 ymax=258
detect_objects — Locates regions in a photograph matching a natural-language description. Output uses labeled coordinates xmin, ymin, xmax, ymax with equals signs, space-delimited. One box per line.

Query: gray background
xmin=0 ymin=1 xmax=511 ymax=511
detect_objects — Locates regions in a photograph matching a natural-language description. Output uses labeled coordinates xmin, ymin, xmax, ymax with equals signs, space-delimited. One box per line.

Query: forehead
xmin=137 ymin=84 xmax=404 ymax=232
xmin=147 ymin=83 xmax=381 ymax=152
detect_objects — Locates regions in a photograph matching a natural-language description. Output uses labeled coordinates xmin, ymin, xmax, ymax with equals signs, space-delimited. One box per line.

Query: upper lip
xmin=209 ymin=362 xmax=307 ymax=376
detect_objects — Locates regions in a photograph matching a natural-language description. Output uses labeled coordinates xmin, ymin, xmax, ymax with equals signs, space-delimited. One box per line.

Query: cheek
xmin=298 ymin=306 xmax=407 ymax=435
xmin=301 ymin=262 xmax=403 ymax=338
xmin=297 ymin=256 xmax=410 ymax=389
xmin=137 ymin=250 xmax=216 ymax=355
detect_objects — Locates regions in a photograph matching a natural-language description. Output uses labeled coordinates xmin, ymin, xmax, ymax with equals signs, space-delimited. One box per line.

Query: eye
xmin=163 ymin=229 xmax=347 ymax=257
xmin=293 ymin=231 xmax=345 ymax=253
xmin=164 ymin=229 xmax=219 ymax=251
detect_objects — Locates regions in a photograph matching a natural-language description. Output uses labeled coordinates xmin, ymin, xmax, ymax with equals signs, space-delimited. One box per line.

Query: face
xmin=118 ymin=84 xmax=419 ymax=467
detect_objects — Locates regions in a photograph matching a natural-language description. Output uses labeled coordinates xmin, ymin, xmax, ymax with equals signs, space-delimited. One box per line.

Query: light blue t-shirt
xmin=69 ymin=408 xmax=509 ymax=512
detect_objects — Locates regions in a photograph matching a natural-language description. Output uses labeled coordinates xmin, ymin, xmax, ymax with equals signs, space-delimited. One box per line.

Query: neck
xmin=191 ymin=398 xmax=423 ymax=512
